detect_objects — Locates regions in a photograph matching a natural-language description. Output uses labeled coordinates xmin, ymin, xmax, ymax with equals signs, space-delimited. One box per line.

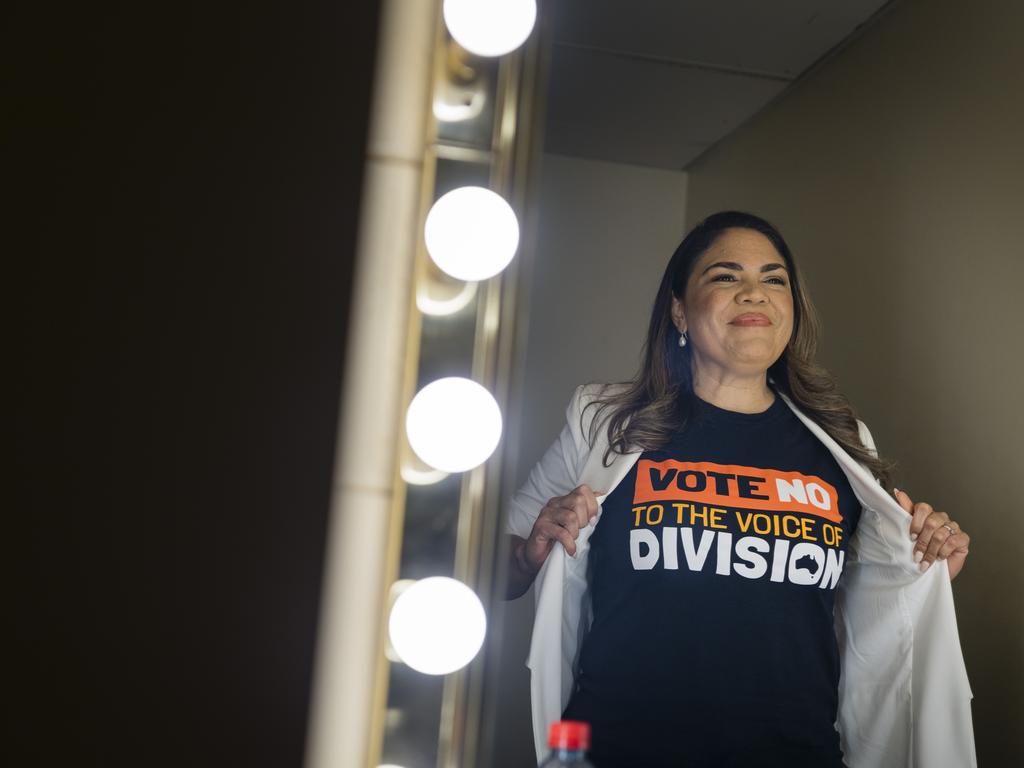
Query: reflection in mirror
xmin=479 ymin=0 xmax=1019 ymax=766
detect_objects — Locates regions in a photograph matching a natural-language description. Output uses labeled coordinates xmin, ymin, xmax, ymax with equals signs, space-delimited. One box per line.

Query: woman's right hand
xmin=521 ymin=484 xmax=602 ymax=571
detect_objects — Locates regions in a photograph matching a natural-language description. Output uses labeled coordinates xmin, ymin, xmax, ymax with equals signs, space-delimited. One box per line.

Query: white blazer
xmin=505 ymin=383 xmax=976 ymax=767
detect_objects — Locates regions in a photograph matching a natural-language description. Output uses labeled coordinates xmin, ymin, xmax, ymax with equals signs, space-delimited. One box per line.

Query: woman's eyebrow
xmin=700 ymin=261 xmax=790 ymax=275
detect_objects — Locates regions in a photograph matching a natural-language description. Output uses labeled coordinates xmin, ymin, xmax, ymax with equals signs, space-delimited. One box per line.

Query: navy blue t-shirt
xmin=562 ymin=392 xmax=861 ymax=767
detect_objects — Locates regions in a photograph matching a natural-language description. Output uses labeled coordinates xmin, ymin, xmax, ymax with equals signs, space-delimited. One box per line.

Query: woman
xmin=504 ymin=211 xmax=975 ymax=767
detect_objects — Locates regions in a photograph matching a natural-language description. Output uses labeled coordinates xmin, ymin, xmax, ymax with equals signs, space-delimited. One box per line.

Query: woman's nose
xmin=737 ymin=280 xmax=768 ymax=302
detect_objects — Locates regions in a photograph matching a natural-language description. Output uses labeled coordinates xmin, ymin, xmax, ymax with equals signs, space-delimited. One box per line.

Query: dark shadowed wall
xmin=12 ymin=1 xmax=380 ymax=765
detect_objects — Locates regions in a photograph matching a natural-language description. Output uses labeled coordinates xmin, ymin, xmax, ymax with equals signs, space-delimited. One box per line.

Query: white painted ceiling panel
xmin=544 ymin=44 xmax=789 ymax=169
xmin=551 ymin=0 xmax=892 ymax=77
xmin=542 ymin=0 xmax=896 ymax=169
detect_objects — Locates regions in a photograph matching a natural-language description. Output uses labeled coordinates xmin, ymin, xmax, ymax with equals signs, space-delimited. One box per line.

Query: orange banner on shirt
xmin=633 ymin=459 xmax=843 ymax=523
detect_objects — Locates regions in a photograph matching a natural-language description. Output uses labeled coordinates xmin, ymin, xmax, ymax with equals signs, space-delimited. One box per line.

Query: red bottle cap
xmin=548 ymin=720 xmax=591 ymax=751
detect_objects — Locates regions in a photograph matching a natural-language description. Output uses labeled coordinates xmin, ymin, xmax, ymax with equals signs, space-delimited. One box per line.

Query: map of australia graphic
xmin=793 ymin=553 xmax=820 ymax=576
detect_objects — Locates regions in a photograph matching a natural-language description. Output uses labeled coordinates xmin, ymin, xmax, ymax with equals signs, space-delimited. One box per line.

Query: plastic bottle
xmin=538 ymin=720 xmax=594 ymax=766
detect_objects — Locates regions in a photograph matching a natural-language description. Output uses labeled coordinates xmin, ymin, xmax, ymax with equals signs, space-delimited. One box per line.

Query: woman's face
xmin=671 ymin=227 xmax=795 ymax=379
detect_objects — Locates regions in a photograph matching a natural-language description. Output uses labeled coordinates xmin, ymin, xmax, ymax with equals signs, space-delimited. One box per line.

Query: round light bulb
xmin=387 ymin=577 xmax=487 ymax=675
xmin=424 ymin=186 xmax=519 ymax=281
xmin=405 ymin=377 xmax=502 ymax=473
xmin=443 ymin=0 xmax=537 ymax=57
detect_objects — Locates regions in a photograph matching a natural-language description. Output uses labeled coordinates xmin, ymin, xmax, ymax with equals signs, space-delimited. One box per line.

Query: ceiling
xmin=543 ymin=0 xmax=895 ymax=170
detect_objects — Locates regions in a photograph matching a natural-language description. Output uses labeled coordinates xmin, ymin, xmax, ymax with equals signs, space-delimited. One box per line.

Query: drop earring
xmin=678 ymin=329 xmax=688 ymax=348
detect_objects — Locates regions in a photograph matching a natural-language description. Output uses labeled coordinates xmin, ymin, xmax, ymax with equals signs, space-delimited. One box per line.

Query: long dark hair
xmin=583 ymin=210 xmax=897 ymax=489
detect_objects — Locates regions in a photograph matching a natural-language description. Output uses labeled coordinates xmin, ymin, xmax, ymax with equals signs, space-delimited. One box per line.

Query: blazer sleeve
xmin=504 ymin=384 xmax=588 ymax=540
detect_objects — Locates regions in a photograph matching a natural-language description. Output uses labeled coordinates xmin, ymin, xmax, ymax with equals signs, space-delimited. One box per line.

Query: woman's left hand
xmin=894 ymin=488 xmax=970 ymax=580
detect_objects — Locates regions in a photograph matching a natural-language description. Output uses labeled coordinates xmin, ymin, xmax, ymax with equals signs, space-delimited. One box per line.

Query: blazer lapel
xmin=575 ymin=442 xmax=643 ymax=552
xmin=777 ymin=391 xmax=921 ymax=580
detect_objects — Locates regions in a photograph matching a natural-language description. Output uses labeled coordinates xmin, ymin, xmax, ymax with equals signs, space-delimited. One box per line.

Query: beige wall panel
xmin=684 ymin=0 xmax=1024 ymax=761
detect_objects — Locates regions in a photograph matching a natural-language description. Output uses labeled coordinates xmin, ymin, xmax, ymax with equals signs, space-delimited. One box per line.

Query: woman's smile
xmin=729 ymin=312 xmax=772 ymax=326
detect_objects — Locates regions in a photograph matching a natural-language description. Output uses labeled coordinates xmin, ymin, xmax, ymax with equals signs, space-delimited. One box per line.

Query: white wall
xmin=513 ymin=153 xmax=689 ymax=488
xmin=487 ymin=152 xmax=687 ymax=767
